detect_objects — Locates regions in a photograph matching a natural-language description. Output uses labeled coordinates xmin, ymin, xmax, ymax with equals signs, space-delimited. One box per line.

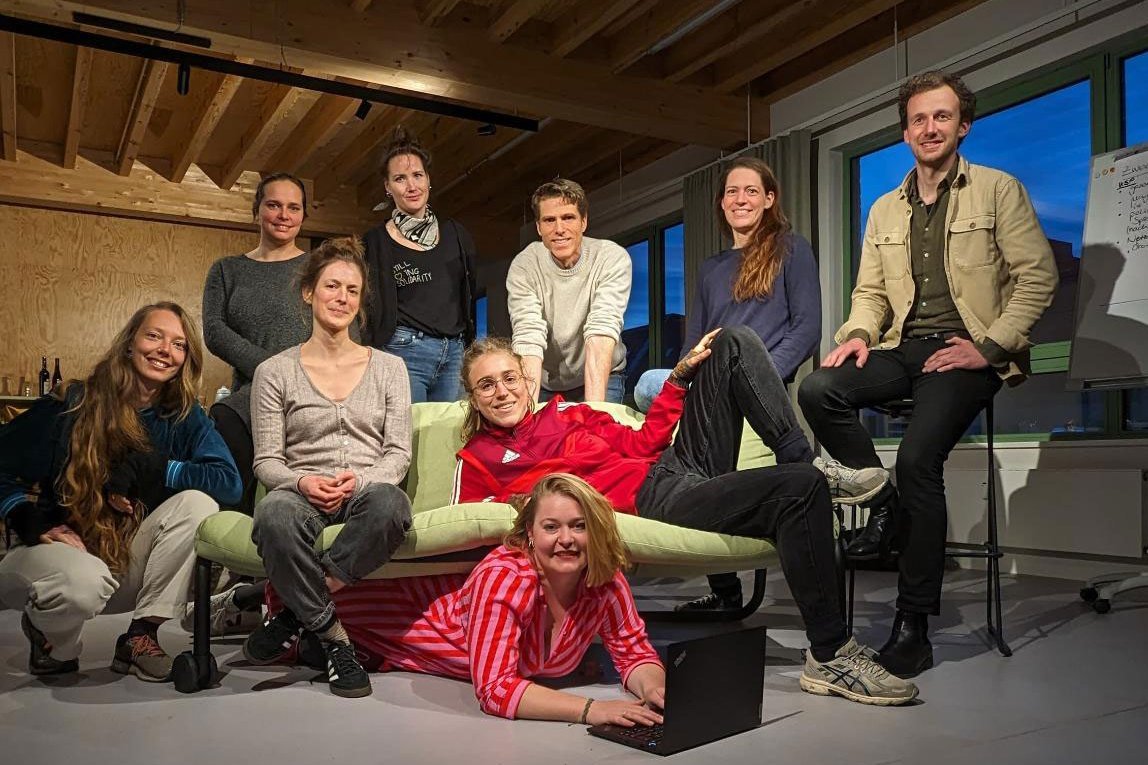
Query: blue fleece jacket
xmin=0 ymin=384 xmax=241 ymax=532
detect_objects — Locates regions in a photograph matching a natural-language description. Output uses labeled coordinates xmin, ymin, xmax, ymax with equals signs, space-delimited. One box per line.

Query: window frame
xmin=839 ymin=33 xmax=1148 ymax=443
xmin=615 ymin=212 xmax=685 ymax=371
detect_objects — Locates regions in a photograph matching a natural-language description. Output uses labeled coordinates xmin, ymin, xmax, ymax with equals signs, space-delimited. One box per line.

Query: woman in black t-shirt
xmin=361 ymin=128 xmax=477 ymax=402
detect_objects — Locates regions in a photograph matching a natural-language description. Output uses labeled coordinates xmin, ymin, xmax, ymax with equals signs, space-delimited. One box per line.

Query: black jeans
xmin=636 ymin=326 xmax=847 ymax=654
xmin=798 ymin=337 xmax=1002 ymax=614
xmin=210 ymin=403 xmax=257 ymax=516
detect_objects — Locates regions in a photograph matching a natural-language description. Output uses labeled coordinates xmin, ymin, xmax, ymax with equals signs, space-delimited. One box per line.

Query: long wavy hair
xmin=715 ymin=156 xmax=792 ymax=301
xmin=458 ymin=337 xmax=536 ymax=443
xmin=505 ymin=473 xmax=629 ymax=588
xmin=61 ymin=302 xmax=204 ymax=573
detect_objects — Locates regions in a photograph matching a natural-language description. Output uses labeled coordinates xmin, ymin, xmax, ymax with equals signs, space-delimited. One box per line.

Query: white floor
xmin=2 ymin=568 xmax=1147 ymax=765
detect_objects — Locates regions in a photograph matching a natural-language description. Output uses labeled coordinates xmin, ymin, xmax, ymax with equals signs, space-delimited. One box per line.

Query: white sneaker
xmin=181 ymin=583 xmax=263 ymax=636
xmin=813 ymin=457 xmax=889 ymax=505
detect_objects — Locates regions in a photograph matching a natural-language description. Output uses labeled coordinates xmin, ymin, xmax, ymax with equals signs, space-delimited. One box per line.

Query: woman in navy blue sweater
xmin=0 ymin=302 xmax=241 ymax=682
xmin=636 ymin=156 xmax=823 ymax=612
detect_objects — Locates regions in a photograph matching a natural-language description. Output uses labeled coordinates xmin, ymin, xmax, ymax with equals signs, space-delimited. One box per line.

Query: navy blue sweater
xmin=684 ymin=233 xmax=822 ymax=382
xmin=0 ymin=385 xmax=242 ymax=536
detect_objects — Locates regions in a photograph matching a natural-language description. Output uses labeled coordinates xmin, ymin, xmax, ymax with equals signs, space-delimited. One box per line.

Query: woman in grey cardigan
xmin=202 ymin=173 xmax=312 ymax=515
xmin=245 ymin=237 xmax=413 ymax=700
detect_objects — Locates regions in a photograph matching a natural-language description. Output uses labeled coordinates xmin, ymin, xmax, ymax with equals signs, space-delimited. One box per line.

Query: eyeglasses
xmin=473 ymin=372 xmax=523 ymax=398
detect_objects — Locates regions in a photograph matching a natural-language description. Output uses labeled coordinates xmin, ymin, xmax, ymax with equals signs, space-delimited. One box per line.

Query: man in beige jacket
xmin=798 ymin=71 xmax=1057 ymax=679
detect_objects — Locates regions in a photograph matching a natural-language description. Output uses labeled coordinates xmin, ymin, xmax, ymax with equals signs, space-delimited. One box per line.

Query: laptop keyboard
xmin=613 ymin=724 xmax=665 ymax=746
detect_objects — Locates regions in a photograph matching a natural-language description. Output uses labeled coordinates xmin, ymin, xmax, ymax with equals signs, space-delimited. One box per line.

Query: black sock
xmin=127 ymin=618 xmax=159 ymax=640
xmin=810 ymin=644 xmax=842 ymax=663
xmin=233 ymin=582 xmax=267 ymax=612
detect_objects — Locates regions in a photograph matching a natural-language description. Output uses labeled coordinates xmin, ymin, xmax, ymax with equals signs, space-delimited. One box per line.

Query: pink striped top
xmin=331 ymin=545 xmax=663 ymax=719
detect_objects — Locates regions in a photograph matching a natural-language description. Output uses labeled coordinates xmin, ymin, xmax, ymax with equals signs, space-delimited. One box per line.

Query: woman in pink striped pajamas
xmin=329 ymin=473 xmax=666 ymax=725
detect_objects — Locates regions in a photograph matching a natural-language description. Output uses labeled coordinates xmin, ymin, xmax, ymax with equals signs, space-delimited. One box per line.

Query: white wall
xmin=588 ymin=0 xmax=1148 ymax=578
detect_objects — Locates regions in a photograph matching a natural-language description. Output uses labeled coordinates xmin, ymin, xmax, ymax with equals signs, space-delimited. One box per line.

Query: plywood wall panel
xmin=0 ymin=205 xmax=258 ymax=404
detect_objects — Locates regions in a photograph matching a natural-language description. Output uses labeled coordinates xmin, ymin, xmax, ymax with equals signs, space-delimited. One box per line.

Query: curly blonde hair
xmin=504 ymin=473 xmax=629 ymax=588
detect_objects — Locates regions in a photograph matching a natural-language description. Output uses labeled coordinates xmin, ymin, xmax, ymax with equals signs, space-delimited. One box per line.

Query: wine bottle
xmin=51 ymin=357 xmax=62 ymax=390
xmin=38 ymin=357 xmax=50 ymax=396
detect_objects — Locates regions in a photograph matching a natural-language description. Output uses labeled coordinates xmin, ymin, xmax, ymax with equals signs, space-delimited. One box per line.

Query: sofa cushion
xmin=195 ymin=503 xmax=777 ymax=581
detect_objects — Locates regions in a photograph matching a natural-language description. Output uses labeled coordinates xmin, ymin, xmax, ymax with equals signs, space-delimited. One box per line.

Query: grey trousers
xmin=252 ymin=482 xmax=412 ymax=632
xmin=0 ymin=490 xmax=218 ymax=660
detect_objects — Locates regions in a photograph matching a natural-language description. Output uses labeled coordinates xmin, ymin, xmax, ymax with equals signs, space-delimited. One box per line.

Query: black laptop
xmin=587 ymin=626 xmax=766 ymax=756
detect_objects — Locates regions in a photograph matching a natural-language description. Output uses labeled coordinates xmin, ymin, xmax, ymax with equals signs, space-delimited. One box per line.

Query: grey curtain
xmin=681 ymin=129 xmax=814 ymax=320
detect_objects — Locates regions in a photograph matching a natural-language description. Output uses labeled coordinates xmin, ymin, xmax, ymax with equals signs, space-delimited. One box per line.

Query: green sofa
xmin=174 ymin=401 xmax=780 ymax=692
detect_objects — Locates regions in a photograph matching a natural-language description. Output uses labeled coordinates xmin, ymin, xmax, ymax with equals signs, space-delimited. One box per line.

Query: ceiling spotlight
xmin=477 ymin=123 xmax=496 ymax=136
xmin=176 ymin=62 xmax=191 ymax=95
xmin=355 ymin=100 xmax=372 ymax=120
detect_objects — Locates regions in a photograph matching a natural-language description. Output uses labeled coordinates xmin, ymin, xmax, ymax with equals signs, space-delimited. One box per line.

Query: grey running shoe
xmin=813 ymin=457 xmax=889 ymax=505
xmin=799 ymin=637 xmax=918 ymax=706
xmin=180 ymin=583 xmax=263 ymax=636
xmin=111 ymin=633 xmax=174 ymax=682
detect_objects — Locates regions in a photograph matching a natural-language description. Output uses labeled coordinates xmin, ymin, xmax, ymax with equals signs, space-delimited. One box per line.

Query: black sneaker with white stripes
xmin=321 ymin=640 xmax=372 ymax=698
xmin=242 ymin=608 xmax=303 ymax=666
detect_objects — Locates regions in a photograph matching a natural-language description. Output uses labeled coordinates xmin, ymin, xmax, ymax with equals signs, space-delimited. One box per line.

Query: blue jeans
xmin=385 ymin=326 xmax=464 ymax=403
xmin=634 ymin=368 xmax=673 ymax=413
xmin=540 ymin=372 xmax=625 ymax=404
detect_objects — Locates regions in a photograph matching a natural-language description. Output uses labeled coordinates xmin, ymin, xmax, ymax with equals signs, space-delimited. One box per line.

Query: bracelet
xmin=580 ymin=698 xmax=594 ymax=725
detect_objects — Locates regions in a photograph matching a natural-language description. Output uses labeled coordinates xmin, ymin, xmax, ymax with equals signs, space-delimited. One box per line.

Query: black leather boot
xmin=877 ymin=610 xmax=933 ymax=679
xmin=845 ymin=497 xmax=898 ymax=561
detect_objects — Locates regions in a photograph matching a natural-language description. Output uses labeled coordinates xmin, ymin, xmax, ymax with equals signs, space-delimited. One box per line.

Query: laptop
xmin=587 ymin=626 xmax=766 ymax=756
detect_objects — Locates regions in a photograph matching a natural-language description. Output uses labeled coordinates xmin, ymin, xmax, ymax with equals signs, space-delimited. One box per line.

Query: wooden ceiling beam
xmin=756 ymin=0 xmax=991 ymax=104
xmin=348 ymin=0 xmax=374 ymax=12
xmin=710 ymin=0 xmax=901 ymax=93
xmin=9 ymin=0 xmax=765 ymax=146
xmin=115 ymin=58 xmax=167 ymax=176
xmin=0 ymin=149 xmax=374 ymax=237
xmin=662 ymin=0 xmax=806 ymax=83
xmin=438 ymin=121 xmax=604 ymax=214
xmin=213 ymin=82 xmax=305 ymax=191
xmin=420 ymin=0 xmax=463 ymax=26
xmin=266 ymin=93 xmax=358 ymax=176
xmin=489 ymin=0 xmax=550 ymax=44
xmin=312 ymin=104 xmax=402 ymax=200
xmin=169 ymin=71 xmax=243 ymax=183
xmin=550 ymin=0 xmax=647 ymax=58
xmin=62 ymin=45 xmax=92 ymax=169
xmin=0 ymin=32 xmax=16 ymax=161
xmin=426 ymin=124 xmax=530 ymax=200
xmin=608 ymin=0 xmax=731 ymax=73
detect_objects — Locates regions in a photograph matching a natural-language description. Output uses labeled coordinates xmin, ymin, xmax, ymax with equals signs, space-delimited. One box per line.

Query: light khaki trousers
xmin=0 ymin=490 xmax=216 ymax=660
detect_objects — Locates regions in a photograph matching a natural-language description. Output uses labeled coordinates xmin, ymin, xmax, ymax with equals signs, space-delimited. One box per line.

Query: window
xmin=475 ymin=295 xmax=488 ymax=339
xmin=846 ymin=45 xmax=1148 ymax=441
xmin=617 ymin=217 xmax=685 ymax=399
xmin=1124 ymin=48 xmax=1148 ymax=146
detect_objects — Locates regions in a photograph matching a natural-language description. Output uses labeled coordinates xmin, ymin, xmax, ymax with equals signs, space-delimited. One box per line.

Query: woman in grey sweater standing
xmin=202 ymin=173 xmax=312 ymax=516
xmin=244 ymin=237 xmax=412 ymax=700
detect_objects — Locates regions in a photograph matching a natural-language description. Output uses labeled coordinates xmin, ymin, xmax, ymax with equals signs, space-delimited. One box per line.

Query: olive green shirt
xmin=903 ymin=162 xmax=965 ymax=338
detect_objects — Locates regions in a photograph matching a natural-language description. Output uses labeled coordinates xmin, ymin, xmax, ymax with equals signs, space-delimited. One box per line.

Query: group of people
xmin=0 ymin=70 xmax=1057 ymax=722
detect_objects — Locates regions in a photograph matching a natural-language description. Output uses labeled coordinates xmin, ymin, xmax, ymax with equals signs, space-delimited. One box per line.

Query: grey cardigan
xmin=251 ymin=346 xmax=412 ymax=495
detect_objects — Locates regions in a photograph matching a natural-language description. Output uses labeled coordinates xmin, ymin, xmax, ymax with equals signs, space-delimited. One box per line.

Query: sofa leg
xmin=173 ymin=557 xmax=220 ymax=693
xmin=644 ymin=569 xmax=768 ymax=623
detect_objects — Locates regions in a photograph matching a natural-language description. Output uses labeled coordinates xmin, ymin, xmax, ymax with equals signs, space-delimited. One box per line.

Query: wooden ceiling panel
xmin=145 ymin=68 xmax=231 ymax=167
xmin=80 ymin=50 xmax=142 ymax=155
xmin=12 ymin=36 xmax=73 ymax=147
xmin=196 ymin=78 xmax=280 ymax=169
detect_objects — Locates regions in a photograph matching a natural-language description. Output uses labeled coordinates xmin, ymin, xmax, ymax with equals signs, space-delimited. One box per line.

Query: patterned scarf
xmin=391 ymin=207 xmax=440 ymax=250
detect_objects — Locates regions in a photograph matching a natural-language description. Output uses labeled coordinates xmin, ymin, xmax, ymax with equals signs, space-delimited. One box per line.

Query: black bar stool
xmin=843 ymin=397 xmax=1011 ymax=657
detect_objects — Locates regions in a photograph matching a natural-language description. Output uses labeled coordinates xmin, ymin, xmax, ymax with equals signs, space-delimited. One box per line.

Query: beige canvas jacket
xmin=836 ymin=156 xmax=1058 ymax=384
